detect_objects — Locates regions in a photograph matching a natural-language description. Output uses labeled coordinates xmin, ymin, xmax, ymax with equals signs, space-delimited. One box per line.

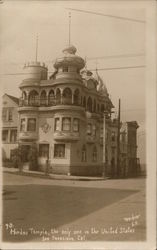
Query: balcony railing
xmin=19 ymin=98 xmax=81 ymax=107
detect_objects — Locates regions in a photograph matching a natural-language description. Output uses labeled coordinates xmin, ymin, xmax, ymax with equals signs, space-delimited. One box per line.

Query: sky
xmin=0 ymin=1 xmax=146 ymax=163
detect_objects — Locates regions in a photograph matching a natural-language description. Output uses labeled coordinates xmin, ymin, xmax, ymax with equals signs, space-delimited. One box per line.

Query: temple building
xmin=18 ymin=45 xmax=114 ymax=176
xmin=2 ymin=44 xmax=140 ymax=177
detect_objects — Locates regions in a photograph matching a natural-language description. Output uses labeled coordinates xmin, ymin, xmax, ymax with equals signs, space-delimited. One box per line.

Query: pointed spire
xmin=68 ymin=12 xmax=71 ymax=46
xmin=35 ymin=34 xmax=38 ymax=62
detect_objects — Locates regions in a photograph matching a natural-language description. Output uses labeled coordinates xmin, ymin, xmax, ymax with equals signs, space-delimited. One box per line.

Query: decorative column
xmin=8 ymin=129 xmax=11 ymax=144
xmin=72 ymin=89 xmax=75 ymax=104
xmin=46 ymin=91 xmax=49 ymax=106
xmin=60 ymin=89 xmax=63 ymax=105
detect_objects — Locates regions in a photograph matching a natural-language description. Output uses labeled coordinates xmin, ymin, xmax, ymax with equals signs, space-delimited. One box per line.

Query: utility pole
xmin=117 ymin=99 xmax=121 ymax=178
xmin=102 ymin=110 xmax=107 ymax=178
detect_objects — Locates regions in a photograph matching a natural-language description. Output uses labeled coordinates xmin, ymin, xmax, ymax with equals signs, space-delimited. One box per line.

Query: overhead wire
xmin=0 ymin=64 xmax=145 ymax=76
xmin=66 ymin=8 xmax=145 ymax=24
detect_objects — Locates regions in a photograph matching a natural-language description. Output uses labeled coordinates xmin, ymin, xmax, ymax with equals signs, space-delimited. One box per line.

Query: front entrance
xmin=20 ymin=145 xmax=31 ymax=170
xmin=21 ymin=145 xmax=31 ymax=162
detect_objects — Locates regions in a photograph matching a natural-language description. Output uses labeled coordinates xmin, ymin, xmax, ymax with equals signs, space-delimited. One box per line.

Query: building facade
xmin=18 ymin=45 xmax=114 ymax=176
xmin=2 ymin=94 xmax=19 ymax=161
xmin=2 ymin=45 xmax=140 ymax=177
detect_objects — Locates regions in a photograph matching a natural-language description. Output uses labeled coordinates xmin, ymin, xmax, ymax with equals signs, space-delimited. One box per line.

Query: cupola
xmin=54 ymin=45 xmax=85 ymax=73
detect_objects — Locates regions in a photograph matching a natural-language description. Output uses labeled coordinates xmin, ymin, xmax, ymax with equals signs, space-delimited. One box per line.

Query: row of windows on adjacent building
xmin=2 ymin=129 xmax=17 ymax=143
xmin=39 ymin=144 xmax=98 ymax=162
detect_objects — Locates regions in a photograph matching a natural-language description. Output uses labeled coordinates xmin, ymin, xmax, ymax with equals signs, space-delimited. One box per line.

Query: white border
xmin=0 ymin=1 xmax=156 ymax=250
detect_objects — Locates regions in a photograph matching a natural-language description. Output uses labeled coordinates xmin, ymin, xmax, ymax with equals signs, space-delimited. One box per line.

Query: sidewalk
xmin=2 ymin=167 xmax=107 ymax=181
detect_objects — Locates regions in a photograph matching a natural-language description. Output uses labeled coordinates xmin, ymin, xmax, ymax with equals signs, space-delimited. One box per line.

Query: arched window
xmin=73 ymin=89 xmax=80 ymax=105
xmin=56 ymin=89 xmax=61 ymax=105
xmin=28 ymin=90 xmax=39 ymax=106
xmin=101 ymin=104 xmax=105 ymax=112
xmin=22 ymin=91 xmax=27 ymax=100
xmin=48 ymin=90 xmax=55 ymax=106
xmin=87 ymin=97 xmax=92 ymax=112
xmin=62 ymin=88 xmax=72 ymax=105
xmin=81 ymin=145 xmax=86 ymax=162
xmin=92 ymin=146 xmax=97 ymax=162
xmin=40 ymin=90 xmax=47 ymax=106
xmin=93 ymin=99 xmax=96 ymax=113
xmin=83 ymin=97 xmax=86 ymax=109
xmin=22 ymin=91 xmax=27 ymax=106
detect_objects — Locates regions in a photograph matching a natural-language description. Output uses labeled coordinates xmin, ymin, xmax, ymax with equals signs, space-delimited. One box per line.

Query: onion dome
xmin=54 ymin=45 xmax=85 ymax=70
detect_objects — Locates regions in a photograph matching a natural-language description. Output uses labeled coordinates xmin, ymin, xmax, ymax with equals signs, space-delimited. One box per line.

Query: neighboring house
xmin=2 ymin=94 xmax=19 ymax=161
xmin=105 ymin=119 xmax=140 ymax=178
xmin=120 ymin=121 xmax=140 ymax=177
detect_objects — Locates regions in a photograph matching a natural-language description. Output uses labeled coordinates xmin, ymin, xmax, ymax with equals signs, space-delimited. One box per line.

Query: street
xmin=3 ymin=173 xmax=146 ymax=242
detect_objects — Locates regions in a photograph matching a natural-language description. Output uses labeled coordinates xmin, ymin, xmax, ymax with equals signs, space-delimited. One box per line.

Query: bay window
xmin=55 ymin=118 xmax=60 ymax=131
xmin=62 ymin=117 xmax=71 ymax=131
xmin=20 ymin=118 xmax=26 ymax=132
xmin=73 ymin=118 xmax=79 ymax=132
xmin=27 ymin=118 xmax=36 ymax=132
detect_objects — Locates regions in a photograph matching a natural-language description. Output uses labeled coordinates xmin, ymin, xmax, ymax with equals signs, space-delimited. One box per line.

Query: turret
xmin=19 ymin=61 xmax=48 ymax=88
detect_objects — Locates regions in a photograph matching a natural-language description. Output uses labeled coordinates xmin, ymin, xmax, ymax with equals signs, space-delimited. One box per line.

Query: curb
xmin=3 ymin=170 xmax=107 ymax=181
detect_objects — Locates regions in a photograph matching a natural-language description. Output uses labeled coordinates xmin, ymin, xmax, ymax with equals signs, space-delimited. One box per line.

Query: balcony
xmin=54 ymin=131 xmax=79 ymax=141
xmin=19 ymin=97 xmax=85 ymax=113
xmin=19 ymin=97 xmax=82 ymax=108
